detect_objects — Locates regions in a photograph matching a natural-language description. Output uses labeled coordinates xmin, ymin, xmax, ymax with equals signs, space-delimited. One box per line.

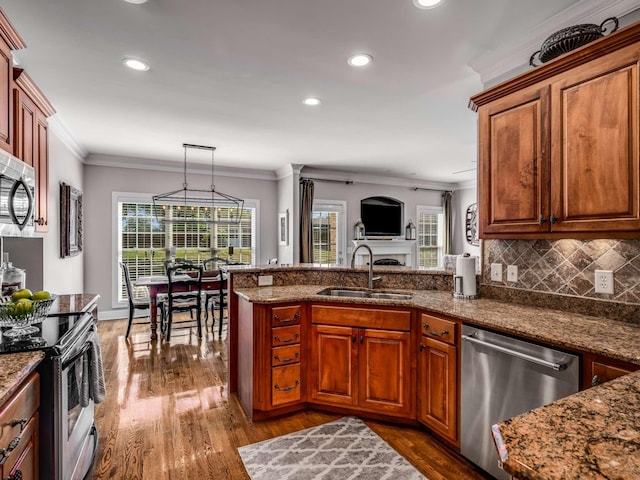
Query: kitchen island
xmin=230 ymin=267 xmax=640 ymax=480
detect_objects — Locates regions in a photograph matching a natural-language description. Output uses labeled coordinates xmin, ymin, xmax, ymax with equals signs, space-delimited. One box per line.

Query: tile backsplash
xmin=482 ymin=239 xmax=640 ymax=304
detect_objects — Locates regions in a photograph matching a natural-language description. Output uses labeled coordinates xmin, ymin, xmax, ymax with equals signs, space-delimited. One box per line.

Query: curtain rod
xmin=301 ymin=177 xmax=354 ymax=185
xmin=413 ymin=187 xmax=454 ymax=193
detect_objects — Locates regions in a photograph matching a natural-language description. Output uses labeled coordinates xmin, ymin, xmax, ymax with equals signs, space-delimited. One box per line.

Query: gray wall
xmin=83 ymin=162 xmax=278 ymax=315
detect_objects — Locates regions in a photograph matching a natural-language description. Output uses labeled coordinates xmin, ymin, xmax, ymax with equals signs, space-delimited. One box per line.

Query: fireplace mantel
xmin=352 ymin=239 xmax=415 ymax=267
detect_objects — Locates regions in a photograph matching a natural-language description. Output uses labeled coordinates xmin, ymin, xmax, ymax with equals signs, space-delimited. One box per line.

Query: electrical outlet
xmin=594 ymin=270 xmax=614 ymax=294
xmin=491 ymin=263 xmax=503 ymax=282
xmin=507 ymin=265 xmax=518 ymax=282
xmin=258 ymin=275 xmax=273 ymax=286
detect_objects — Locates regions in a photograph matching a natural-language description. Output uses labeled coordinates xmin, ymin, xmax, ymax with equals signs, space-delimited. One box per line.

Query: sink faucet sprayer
xmin=350 ymin=244 xmax=382 ymax=289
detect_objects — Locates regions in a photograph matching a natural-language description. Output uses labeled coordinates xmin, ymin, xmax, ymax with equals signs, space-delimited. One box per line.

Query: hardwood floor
xmin=90 ymin=317 xmax=490 ymax=480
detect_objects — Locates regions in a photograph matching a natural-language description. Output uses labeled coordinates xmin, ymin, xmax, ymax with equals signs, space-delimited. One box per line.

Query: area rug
xmin=238 ymin=416 xmax=427 ymax=480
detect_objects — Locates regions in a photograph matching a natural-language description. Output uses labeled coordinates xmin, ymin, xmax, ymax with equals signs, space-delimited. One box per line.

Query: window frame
xmin=111 ymin=192 xmax=259 ymax=308
xmin=415 ymin=204 xmax=444 ymax=269
xmin=312 ymin=199 xmax=347 ymax=265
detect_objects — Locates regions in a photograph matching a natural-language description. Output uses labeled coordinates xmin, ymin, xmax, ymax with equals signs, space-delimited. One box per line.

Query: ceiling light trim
xmin=348 ymin=53 xmax=373 ymax=67
xmin=469 ymin=0 xmax=640 ymax=85
xmin=303 ymin=97 xmax=321 ymax=106
xmin=413 ymin=0 xmax=444 ymax=9
xmin=122 ymin=57 xmax=150 ymax=71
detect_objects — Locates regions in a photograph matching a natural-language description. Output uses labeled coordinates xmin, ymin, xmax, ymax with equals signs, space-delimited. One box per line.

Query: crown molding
xmin=469 ymin=0 xmax=640 ymax=86
xmin=48 ymin=115 xmax=88 ymax=161
xmin=0 ymin=8 xmax=25 ymax=50
xmin=85 ymin=153 xmax=277 ymax=181
xmin=13 ymin=68 xmax=55 ymax=116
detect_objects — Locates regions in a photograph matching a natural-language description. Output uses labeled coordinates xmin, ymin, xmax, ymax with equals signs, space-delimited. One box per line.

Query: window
xmin=115 ymin=194 xmax=257 ymax=304
xmin=417 ymin=205 xmax=444 ymax=268
xmin=312 ymin=200 xmax=346 ymax=265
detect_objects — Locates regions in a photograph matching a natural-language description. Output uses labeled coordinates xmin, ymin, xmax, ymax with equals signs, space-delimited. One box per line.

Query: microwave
xmin=0 ymin=152 xmax=35 ymax=237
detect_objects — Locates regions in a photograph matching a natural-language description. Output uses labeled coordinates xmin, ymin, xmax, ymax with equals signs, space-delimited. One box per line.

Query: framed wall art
xmin=279 ymin=210 xmax=289 ymax=246
xmin=465 ymin=203 xmax=479 ymax=246
xmin=60 ymin=183 xmax=83 ymax=257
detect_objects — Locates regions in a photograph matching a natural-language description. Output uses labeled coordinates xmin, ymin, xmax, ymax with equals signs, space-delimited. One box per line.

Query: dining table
xmin=135 ymin=272 xmax=224 ymax=340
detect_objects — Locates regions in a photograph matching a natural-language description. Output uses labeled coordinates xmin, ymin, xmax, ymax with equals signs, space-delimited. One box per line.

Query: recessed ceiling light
xmin=413 ymin=0 xmax=444 ymax=9
xmin=122 ymin=57 xmax=150 ymax=71
xmin=348 ymin=53 xmax=373 ymax=67
xmin=303 ymin=97 xmax=321 ymax=106
xmin=124 ymin=0 xmax=148 ymax=4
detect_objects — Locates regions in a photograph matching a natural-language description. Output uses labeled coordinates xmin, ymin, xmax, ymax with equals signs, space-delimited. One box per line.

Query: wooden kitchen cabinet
xmin=582 ymin=352 xmax=640 ymax=390
xmin=13 ymin=68 xmax=55 ymax=233
xmin=417 ymin=312 xmax=459 ymax=445
xmin=237 ymin=299 xmax=305 ymax=419
xmin=0 ymin=372 xmax=39 ymax=480
xmin=0 ymin=12 xmax=24 ymax=155
xmin=471 ymin=23 xmax=640 ymax=239
xmin=310 ymin=304 xmax=413 ymax=418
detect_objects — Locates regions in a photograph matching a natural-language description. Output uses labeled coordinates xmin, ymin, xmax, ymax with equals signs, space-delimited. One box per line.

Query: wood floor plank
xmin=89 ymin=318 xmax=490 ymax=480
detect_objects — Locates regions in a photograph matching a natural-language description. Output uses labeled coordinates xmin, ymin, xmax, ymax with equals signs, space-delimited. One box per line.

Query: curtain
xmin=442 ymin=190 xmax=453 ymax=255
xmin=300 ymin=178 xmax=315 ymax=264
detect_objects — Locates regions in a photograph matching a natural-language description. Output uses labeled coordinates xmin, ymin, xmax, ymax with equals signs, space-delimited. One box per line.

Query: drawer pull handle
xmin=429 ymin=330 xmax=449 ymax=337
xmin=274 ymin=312 xmax=300 ymax=323
xmin=274 ymin=380 xmax=300 ymax=392
xmin=274 ymin=352 xmax=299 ymax=363
xmin=274 ymin=333 xmax=300 ymax=343
xmin=0 ymin=418 xmax=27 ymax=465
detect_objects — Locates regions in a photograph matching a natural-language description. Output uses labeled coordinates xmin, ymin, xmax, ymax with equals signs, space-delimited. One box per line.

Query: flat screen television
xmin=360 ymin=196 xmax=404 ymax=237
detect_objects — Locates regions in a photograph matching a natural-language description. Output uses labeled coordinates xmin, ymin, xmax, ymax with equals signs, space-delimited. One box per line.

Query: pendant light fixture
xmin=152 ymin=143 xmax=245 ymax=224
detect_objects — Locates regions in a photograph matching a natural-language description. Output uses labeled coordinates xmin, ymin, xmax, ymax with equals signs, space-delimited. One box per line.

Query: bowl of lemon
xmin=0 ymin=289 xmax=56 ymax=339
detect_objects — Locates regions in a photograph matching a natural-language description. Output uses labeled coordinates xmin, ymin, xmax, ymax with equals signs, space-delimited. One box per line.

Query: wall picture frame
xmin=279 ymin=210 xmax=288 ymax=246
xmin=60 ymin=183 xmax=83 ymax=258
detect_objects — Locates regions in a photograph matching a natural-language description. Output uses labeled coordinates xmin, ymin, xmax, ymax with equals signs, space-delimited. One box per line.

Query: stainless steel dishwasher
xmin=460 ymin=325 xmax=580 ymax=480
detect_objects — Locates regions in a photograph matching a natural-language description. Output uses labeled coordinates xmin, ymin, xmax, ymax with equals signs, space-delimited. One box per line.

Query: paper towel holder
xmin=453 ymin=254 xmax=479 ymax=300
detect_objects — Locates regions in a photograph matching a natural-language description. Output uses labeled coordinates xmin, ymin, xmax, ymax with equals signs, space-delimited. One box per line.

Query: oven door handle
xmin=7 ymin=176 xmax=34 ymax=232
xmin=62 ymin=340 xmax=91 ymax=370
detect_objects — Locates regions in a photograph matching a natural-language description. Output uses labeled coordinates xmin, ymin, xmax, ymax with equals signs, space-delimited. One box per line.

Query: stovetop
xmin=0 ymin=313 xmax=93 ymax=355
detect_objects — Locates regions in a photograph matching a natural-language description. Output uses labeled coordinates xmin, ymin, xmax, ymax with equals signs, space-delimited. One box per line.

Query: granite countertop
xmin=234 ymin=285 xmax=640 ymax=365
xmin=0 ymin=351 xmax=44 ymax=406
xmin=492 ymin=370 xmax=640 ymax=479
xmin=48 ymin=293 xmax=100 ymax=316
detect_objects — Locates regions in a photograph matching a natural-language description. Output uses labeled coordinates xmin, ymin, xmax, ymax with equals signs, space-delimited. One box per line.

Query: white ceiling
xmin=0 ymin=0 xmax=632 ymax=185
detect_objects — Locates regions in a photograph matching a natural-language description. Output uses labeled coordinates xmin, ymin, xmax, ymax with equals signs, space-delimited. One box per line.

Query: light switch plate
xmin=258 ymin=275 xmax=273 ymax=286
xmin=491 ymin=263 xmax=503 ymax=282
xmin=507 ymin=265 xmax=518 ymax=282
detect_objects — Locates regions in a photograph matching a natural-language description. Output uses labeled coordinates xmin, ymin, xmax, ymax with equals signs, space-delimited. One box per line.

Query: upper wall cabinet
xmin=13 ymin=68 xmax=55 ymax=232
xmin=0 ymin=11 xmax=25 ymax=154
xmin=470 ymin=21 xmax=640 ymax=239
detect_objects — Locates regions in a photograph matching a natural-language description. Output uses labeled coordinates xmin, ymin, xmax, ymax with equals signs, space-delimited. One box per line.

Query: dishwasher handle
xmin=461 ymin=334 xmax=568 ymax=371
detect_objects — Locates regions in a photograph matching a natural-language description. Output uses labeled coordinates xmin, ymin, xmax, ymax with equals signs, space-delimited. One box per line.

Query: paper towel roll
xmin=455 ymin=255 xmax=477 ymax=298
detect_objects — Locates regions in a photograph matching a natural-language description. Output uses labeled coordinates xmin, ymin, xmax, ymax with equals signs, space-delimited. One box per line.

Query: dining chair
xmin=120 ymin=262 xmax=153 ymax=339
xmin=202 ymin=256 xmax=228 ymax=328
xmin=163 ymin=262 xmax=204 ymax=341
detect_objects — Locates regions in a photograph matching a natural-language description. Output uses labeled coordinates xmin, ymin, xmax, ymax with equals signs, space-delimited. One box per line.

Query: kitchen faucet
xmin=350 ymin=244 xmax=382 ymax=289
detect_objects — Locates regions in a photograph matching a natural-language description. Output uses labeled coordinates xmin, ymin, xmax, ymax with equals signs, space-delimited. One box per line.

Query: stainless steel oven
xmin=0 ymin=151 xmax=36 ymax=237
xmin=1 ymin=312 xmax=101 ymax=480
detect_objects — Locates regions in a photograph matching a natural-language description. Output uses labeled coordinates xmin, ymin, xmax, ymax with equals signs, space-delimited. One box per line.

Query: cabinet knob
xmin=550 ymin=213 xmax=558 ymax=224
xmin=539 ymin=215 xmax=547 ymax=225
xmin=419 ymin=343 xmax=425 ymax=352
xmin=36 ymin=217 xmax=45 ymax=226
xmin=352 ymin=335 xmax=356 ymax=343
xmin=360 ymin=335 xmax=364 ymax=344
xmin=422 ymin=323 xmax=429 ymax=330
xmin=592 ymin=374 xmax=602 ymax=387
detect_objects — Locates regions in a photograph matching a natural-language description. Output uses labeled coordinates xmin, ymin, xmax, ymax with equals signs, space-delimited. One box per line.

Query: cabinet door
xmin=551 ymin=45 xmax=640 ymax=233
xmin=358 ymin=328 xmax=411 ymax=416
xmin=310 ymin=324 xmax=357 ymax=406
xmin=583 ymin=353 xmax=639 ymax=389
xmin=418 ymin=337 xmax=458 ymax=444
xmin=34 ymin=110 xmax=48 ymax=231
xmin=478 ymin=85 xmax=550 ymax=236
xmin=13 ymin=87 xmax=35 ymax=167
xmin=0 ymin=39 xmax=11 ymax=154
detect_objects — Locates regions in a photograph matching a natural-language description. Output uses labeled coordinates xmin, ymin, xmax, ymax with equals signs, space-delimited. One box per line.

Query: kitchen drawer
xmin=0 ymin=373 xmax=39 ymax=448
xmin=272 ymin=325 xmax=301 ymax=347
xmin=312 ymin=305 xmax=411 ymax=331
xmin=272 ymin=305 xmax=302 ymax=327
xmin=421 ymin=313 xmax=457 ymax=345
xmin=272 ymin=364 xmax=301 ymax=406
xmin=272 ymin=344 xmax=301 ymax=366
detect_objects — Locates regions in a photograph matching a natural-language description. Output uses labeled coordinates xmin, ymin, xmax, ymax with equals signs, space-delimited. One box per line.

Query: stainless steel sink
xmin=316 ymin=288 xmax=412 ymax=300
